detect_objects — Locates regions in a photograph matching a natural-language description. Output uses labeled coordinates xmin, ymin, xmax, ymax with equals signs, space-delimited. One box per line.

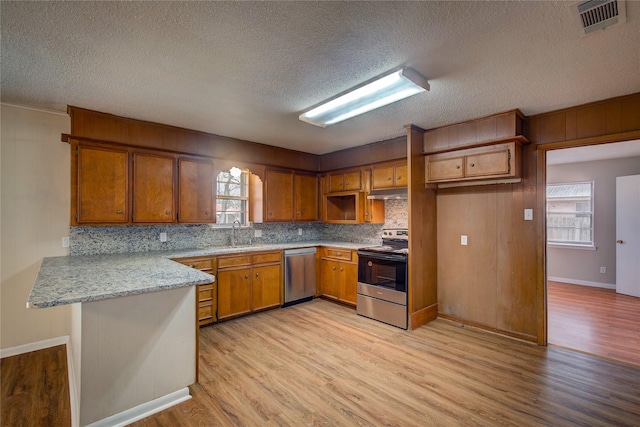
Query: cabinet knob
xmin=117 ymin=209 xmax=123 ymax=214
xmin=345 ymin=181 xmax=349 ymax=185
xmin=205 ymin=210 xmax=210 ymax=215
xmin=387 ymin=177 xmax=392 ymax=181
xmin=332 ymin=266 xmax=336 ymax=270
xmin=397 ymin=176 xmax=401 ymax=180
xmin=245 ymin=274 xmax=249 ymax=279
xmin=456 ymin=165 xmax=461 ymax=169
xmin=297 ymin=212 xmax=301 ymax=216
xmin=256 ymin=273 xmax=259 ymax=277
xmin=340 ymin=267 xmax=344 ymax=271
xmin=617 ymin=240 xmax=624 ymax=244
xmin=469 ymin=163 xmax=475 ymax=167
xmin=336 ymin=252 xmax=342 ymax=256
xmin=190 ymin=265 xmax=196 ymax=268
xmin=268 ymin=211 xmax=273 ymax=216
xmin=165 ymin=210 xmax=171 ymax=215
xmin=365 ymin=212 xmax=369 ymax=217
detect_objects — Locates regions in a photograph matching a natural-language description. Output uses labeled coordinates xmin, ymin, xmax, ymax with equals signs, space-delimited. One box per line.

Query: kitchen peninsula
xmin=28 ymin=241 xmax=365 ymax=426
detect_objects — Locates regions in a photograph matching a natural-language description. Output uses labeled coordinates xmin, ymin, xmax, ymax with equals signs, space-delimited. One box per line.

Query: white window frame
xmin=215 ymin=169 xmax=249 ymax=226
xmin=546 ymin=180 xmax=595 ymax=249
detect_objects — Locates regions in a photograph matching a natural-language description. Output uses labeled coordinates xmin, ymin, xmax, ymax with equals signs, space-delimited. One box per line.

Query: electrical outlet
xmin=160 ymin=232 xmax=167 ymax=242
xmin=254 ymin=229 xmax=262 ymax=238
xmin=298 ymin=228 xmax=303 ymax=236
xmin=461 ymin=235 xmax=468 ymax=246
xmin=600 ymin=266 xmax=607 ymax=274
xmin=62 ymin=237 xmax=69 ymax=248
xmin=524 ymin=209 xmax=533 ymax=220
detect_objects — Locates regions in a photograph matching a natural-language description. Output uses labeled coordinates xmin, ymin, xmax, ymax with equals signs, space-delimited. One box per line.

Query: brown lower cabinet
xmin=319 ymin=247 xmax=358 ymax=306
xmin=172 ymin=256 xmax=217 ymax=327
xmin=217 ymin=251 xmax=283 ymax=321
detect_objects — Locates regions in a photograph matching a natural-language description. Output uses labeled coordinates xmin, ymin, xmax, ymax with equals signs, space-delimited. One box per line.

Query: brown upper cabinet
xmin=132 ymin=151 xmax=176 ymax=223
xmin=75 ymin=143 xmax=129 ymax=224
xmin=264 ymin=169 xmax=319 ymax=222
xmin=371 ymin=162 xmax=408 ymax=189
xmin=327 ymin=170 xmax=362 ymax=193
xmin=178 ymin=158 xmax=215 ymax=224
xmin=71 ymin=140 xmax=216 ymax=225
xmin=425 ymin=141 xmax=523 ymax=184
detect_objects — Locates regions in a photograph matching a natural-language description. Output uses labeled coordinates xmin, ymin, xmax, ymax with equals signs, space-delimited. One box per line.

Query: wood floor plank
xmin=131 ymin=299 xmax=640 ymax=426
xmin=0 ymin=345 xmax=71 ymax=427
xmin=548 ymin=281 xmax=640 ymax=366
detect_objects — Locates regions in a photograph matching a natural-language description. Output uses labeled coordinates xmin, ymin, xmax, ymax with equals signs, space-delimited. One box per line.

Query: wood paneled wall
xmin=319 ymin=136 xmax=406 ymax=172
xmin=67 ymin=106 xmax=320 ymax=172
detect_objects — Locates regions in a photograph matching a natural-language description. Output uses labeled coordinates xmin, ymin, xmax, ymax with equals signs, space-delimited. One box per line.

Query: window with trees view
xmin=216 ymin=169 xmax=248 ymax=225
xmin=546 ymin=181 xmax=594 ymax=247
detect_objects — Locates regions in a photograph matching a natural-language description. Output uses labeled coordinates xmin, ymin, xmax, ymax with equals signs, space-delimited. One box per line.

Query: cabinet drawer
xmin=428 ymin=157 xmax=465 ymax=181
xmin=198 ymin=285 xmax=214 ymax=302
xmin=198 ymin=303 xmax=214 ymax=323
xmin=173 ymin=257 xmax=214 ymax=271
xmin=324 ymin=248 xmax=352 ymax=261
xmin=251 ymin=252 xmax=282 ymax=264
xmin=218 ymin=255 xmax=251 ymax=269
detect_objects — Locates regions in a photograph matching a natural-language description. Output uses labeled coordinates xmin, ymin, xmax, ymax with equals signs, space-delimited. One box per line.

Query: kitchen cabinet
xmin=372 ymin=162 xmax=408 ymax=189
xmin=362 ymin=169 xmax=385 ymax=224
xmin=425 ymin=142 xmax=522 ymax=184
xmin=323 ymin=191 xmax=364 ymax=224
xmin=172 ymin=256 xmax=217 ymax=326
xmin=294 ymin=173 xmax=320 ymax=221
xmin=178 ymin=157 xmax=215 ymax=224
xmin=328 ymin=170 xmax=362 ymax=192
xmin=320 ymin=248 xmax=358 ymax=307
xmin=217 ymin=251 xmax=282 ymax=320
xmin=264 ymin=169 xmax=319 ymax=222
xmin=133 ymin=152 xmax=176 ymax=223
xmin=72 ymin=140 xmax=217 ymax=225
xmin=75 ymin=143 xmax=129 ymax=224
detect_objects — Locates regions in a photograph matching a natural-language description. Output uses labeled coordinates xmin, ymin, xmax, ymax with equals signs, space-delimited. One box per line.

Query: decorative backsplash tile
xmin=70 ymin=199 xmax=408 ymax=255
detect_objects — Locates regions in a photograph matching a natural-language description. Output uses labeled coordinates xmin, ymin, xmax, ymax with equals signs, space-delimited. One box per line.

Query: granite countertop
xmin=29 ymin=241 xmax=373 ymax=309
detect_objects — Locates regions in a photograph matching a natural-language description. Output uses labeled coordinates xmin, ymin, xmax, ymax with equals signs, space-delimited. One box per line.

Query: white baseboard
xmin=548 ymin=276 xmax=616 ymax=290
xmin=85 ymin=388 xmax=192 ymax=427
xmin=0 ymin=335 xmax=69 ymax=359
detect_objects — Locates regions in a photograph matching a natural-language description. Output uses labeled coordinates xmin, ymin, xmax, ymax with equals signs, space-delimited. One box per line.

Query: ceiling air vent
xmin=572 ymin=0 xmax=626 ymax=35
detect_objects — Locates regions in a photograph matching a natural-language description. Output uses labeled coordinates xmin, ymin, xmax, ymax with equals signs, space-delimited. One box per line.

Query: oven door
xmin=357 ymin=251 xmax=407 ymax=292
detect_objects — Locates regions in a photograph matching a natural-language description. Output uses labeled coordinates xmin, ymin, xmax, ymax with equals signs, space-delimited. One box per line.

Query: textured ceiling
xmin=2 ymin=1 xmax=639 ymax=155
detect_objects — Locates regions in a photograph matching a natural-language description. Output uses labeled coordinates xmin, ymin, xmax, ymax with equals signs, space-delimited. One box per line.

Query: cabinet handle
xmin=117 ymin=209 xmax=123 ymax=214
xmin=336 ymin=252 xmax=342 ymax=256
xmin=165 ymin=210 xmax=171 ymax=215
xmin=617 ymin=240 xmax=624 ymax=244
xmin=469 ymin=163 xmax=475 ymax=167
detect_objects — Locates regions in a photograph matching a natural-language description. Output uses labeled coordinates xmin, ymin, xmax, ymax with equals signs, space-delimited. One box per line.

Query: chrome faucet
xmin=232 ymin=220 xmax=241 ymax=247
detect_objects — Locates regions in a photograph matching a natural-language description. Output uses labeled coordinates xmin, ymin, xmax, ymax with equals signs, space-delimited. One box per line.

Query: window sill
xmin=547 ymin=243 xmax=596 ymax=251
xmin=209 ymin=223 xmax=251 ymax=229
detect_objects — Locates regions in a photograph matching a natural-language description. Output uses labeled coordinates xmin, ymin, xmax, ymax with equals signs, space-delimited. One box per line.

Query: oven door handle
xmin=357 ymin=252 xmax=407 ymax=263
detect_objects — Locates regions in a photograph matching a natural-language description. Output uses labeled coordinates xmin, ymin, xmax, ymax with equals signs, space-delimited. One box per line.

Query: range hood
xmin=367 ymin=188 xmax=408 ymax=200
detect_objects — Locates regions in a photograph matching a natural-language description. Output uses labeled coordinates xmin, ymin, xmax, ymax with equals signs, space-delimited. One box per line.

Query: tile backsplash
xmin=70 ymin=199 xmax=408 ymax=255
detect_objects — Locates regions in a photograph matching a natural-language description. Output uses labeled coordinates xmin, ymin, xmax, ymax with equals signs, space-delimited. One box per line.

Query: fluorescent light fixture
xmin=299 ymin=67 xmax=429 ymax=127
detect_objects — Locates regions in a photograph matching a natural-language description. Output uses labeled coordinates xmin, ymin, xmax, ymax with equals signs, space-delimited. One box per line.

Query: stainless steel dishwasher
xmin=283 ymin=248 xmax=317 ymax=306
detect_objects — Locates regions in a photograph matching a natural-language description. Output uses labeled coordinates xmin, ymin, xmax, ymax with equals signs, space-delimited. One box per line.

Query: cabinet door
xmin=178 ymin=158 xmax=214 ymax=223
xmin=337 ymin=261 xmax=357 ymax=305
xmin=394 ymin=165 xmax=408 ymax=187
xmin=320 ymin=260 xmax=338 ymax=299
xmin=133 ymin=152 xmax=176 ymax=223
xmin=252 ymin=264 xmax=282 ymax=310
xmin=217 ymin=268 xmax=252 ymax=320
xmin=465 ymin=149 xmax=510 ymax=178
xmin=372 ymin=166 xmax=394 ymax=189
xmin=427 ymin=157 xmax=465 ymax=182
xmin=294 ymin=174 xmax=319 ymax=221
xmin=77 ymin=145 xmax=129 ymax=224
xmin=343 ymin=171 xmax=362 ymax=191
xmin=329 ymin=174 xmax=345 ymax=192
xmin=265 ymin=169 xmax=293 ymax=222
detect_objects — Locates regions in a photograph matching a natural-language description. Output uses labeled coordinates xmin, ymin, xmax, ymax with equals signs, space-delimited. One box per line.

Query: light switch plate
xmin=62 ymin=237 xmax=69 ymax=248
xmin=524 ymin=209 xmax=533 ymax=220
xmin=461 ymin=235 xmax=468 ymax=246
xmin=298 ymin=228 xmax=303 ymax=236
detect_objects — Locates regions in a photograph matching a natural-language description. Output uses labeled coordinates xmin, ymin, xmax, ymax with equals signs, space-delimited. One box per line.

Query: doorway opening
xmin=545 ymin=140 xmax=640 ymax=366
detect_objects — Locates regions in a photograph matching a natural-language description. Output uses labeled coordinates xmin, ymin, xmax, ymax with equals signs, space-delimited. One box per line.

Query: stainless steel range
xmin=356 ymin=229 xmax=408 ymax=329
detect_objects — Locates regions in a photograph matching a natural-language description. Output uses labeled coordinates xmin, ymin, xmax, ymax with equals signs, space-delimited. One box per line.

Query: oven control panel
xmin=382 ymin=229 xmax=408 ymax=240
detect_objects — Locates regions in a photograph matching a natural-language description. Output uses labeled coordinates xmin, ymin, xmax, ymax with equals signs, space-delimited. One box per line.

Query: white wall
xmin=1 ymin=104 xmax=71 ymax=349
xmin=547 ymin=156 xmax=640 ymax=287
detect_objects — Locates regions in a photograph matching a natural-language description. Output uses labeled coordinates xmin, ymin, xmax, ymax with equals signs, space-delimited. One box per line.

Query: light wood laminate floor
xmin=548 ymin=281 xmax=640 ymax=366
xmin=134 ymin=299 xmax=640 ymax=426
